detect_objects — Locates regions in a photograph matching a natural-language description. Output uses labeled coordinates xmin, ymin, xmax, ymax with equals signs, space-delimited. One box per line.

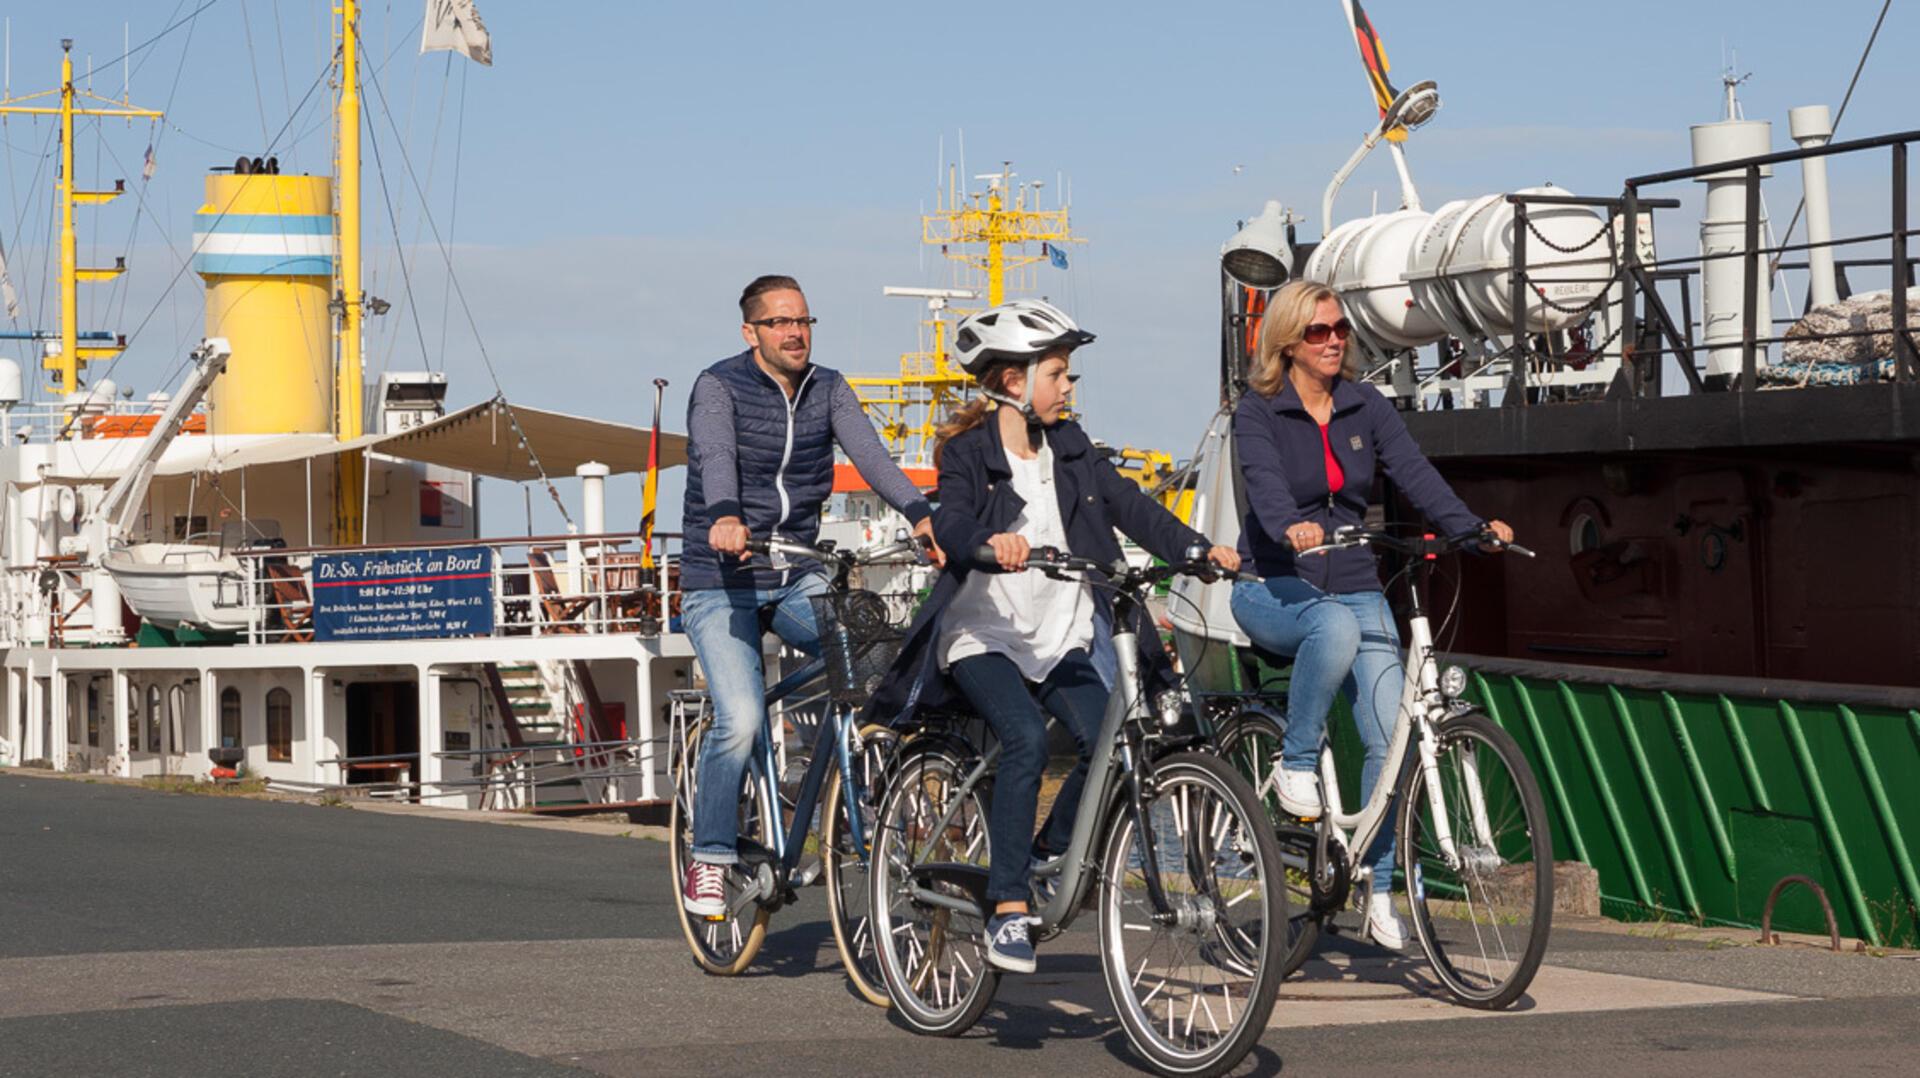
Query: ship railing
xmin=232 ymin=530 xmax=689 ymax=645
xmin=0 ymin=561 xmax=101 ymax=647
xmin=1388 ymin=129 xmax=1918 ymax=409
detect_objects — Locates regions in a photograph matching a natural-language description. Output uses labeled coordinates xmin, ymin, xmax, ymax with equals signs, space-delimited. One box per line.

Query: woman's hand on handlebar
xmin=1479 ymin=519 xmax=1515 ymax=552
xmin=1284 ymin=521 xmax=1324 ymax=553
xmin=985 ymin=532 xmax=1030 ymax=572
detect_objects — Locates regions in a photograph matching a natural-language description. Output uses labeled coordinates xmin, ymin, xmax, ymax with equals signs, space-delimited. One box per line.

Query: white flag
xmin=0 ymin=247 xmax=18 ymax=320
xmin=142 ymin=143 xmax=157 ymax=182
xmin=421 ymin=0 xmax=492 ymax=66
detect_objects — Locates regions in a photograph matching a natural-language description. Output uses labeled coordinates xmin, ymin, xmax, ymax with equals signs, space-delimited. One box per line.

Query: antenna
xmin=123 ymin=23 xmax=129 ymax=102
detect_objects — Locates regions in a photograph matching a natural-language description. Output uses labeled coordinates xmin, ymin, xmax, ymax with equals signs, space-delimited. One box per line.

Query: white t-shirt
xmin=940 ymin=440 xmax=1096 ymax=681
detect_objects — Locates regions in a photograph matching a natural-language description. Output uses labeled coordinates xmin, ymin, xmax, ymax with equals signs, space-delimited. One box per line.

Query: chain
xmin=1523 ymin=213 xmax=1613 ymax=255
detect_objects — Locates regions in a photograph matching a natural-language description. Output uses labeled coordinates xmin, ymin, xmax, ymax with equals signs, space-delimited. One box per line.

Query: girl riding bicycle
xmin=1229 ymin=280 xmax=1513 ymax=950
xmin=863 ymin=299 xmax=1238 ymax=973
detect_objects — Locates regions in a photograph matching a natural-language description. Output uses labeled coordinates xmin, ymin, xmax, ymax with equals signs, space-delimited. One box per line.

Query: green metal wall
xmin=1466 ymin=667 xmax=1920 ymax=947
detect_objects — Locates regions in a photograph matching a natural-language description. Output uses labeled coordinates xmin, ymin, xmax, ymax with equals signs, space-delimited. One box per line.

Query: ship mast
xmin=0 ymin=39 xmax=161 ymax=412
xmin=333 ymin=0 xmax=365 ymax=542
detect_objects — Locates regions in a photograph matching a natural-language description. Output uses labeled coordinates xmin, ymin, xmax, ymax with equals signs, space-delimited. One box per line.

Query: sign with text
xmin=312 ymin=546 xmax=495 ymax=641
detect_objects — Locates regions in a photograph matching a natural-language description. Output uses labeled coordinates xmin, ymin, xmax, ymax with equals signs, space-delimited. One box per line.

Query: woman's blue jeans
xmin=949 ymin=650 xmax=1107 ymax=905
xmin=1230 ymin=576 xmax=1404 ymax=893
xmin=683 ymin=572 xmax=827 ymax=865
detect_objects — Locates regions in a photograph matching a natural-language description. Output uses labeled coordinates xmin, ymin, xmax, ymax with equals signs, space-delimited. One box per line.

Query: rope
xmin=359 ymin=55 xmax=573 ymax=524
xmin=1767 ymin=0 xmax=1893 ymax=281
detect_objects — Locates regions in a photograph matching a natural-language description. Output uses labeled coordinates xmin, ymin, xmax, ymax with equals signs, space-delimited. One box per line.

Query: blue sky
xmin=2 ymin=0 xmax=1912 ymax=530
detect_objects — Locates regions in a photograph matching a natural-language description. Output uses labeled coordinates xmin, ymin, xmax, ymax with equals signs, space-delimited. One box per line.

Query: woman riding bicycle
xmin=1229 ymin=280 xmax=1512 ymax=950
xmin=863 ymin=299 xmax=1238 ymax=974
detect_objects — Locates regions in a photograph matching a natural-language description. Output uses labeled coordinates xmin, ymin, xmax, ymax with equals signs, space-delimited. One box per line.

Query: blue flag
xmin=1048 ymin=243 xmax=1069 ymax=270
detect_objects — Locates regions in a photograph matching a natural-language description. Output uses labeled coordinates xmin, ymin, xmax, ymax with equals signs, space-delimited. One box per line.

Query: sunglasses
xmin=1302 ymin=319 xmax=1353 ymax=345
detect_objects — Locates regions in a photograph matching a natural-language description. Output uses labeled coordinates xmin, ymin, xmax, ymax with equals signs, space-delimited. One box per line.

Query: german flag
xmin=1342 ymin=0 xmax=1408 ymax=142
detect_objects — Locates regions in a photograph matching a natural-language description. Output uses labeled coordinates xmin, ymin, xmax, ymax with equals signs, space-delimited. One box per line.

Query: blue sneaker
xmin=985 ymin=913 xmax=1041 ymax=973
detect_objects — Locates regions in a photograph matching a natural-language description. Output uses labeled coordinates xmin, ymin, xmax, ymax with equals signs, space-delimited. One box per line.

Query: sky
xmin=0 ymin=0 xmax=1912 ymax=533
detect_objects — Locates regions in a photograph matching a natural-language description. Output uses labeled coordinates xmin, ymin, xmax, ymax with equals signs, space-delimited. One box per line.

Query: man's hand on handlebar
xmin=912 ymin=516 xmax=947 ymax=569
xmin=710 ymin=516 xmax=749 ymax=558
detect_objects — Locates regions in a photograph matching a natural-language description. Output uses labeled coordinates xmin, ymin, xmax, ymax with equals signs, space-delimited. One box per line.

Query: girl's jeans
xmin=949 ymin=649 xmax=1107 ymax=905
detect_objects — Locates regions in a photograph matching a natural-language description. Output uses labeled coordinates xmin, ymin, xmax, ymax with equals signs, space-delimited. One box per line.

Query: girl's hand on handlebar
xmin=986 ymin=532 xmax=1030 ymax=572
xmin=1206 ymin=545 xmax=1241 ymax=573
xmin=1284 ymin=522 xmax=1324 ymax=552
xmin=1479 ymin=519 xmax=1515 ymax=552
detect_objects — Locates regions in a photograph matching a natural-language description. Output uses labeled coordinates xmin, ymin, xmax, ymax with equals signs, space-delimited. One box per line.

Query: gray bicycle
xmin=866 ymin=546 xmax=1287 ymax=1077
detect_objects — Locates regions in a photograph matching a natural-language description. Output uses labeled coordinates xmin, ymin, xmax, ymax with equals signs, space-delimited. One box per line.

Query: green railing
xmin=1458 ymin=656 xmax=1919 ymax=947
xmin=1190 ymin=641 xmax=1919 ymax=946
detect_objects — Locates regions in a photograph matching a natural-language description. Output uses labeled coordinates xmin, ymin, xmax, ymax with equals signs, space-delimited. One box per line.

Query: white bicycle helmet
xmin=952 ymin=299 xmax=1095 ymax=375
xmin=952 ymin=300 xmax=1094 ymax=422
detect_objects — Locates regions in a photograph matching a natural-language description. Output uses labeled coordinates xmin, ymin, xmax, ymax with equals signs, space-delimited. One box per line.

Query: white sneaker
xmin=1273 ymin=767 xmax=1322 ymax=819
xmin=1366 ymin=892 xmax=1410 ymax=951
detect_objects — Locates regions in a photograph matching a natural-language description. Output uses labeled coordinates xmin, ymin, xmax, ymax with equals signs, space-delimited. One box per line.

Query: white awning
xmin=39 ymin=399 xmax=686 ymax=485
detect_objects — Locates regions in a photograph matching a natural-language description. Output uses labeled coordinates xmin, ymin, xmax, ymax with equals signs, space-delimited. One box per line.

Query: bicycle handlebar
xmin=1296 ymin=525 xmax=1535 ymax=560
xmin=970 ymin=544 xmax=1259 ymax=587
xmin=743 ymin=535 xmax=930 ymax=568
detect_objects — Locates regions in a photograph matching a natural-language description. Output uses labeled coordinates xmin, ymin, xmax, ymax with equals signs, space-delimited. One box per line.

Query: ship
xmin=1172 ymin=1 xmax=1917 ymax=948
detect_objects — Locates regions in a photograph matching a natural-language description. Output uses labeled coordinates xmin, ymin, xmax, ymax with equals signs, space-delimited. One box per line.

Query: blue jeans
xmin=684 ymin=572 xmax=828 ymax=864
xmin=1230 ymin=577 xmax=1404 ymax=893
xmin=949 ymin=650 xmax=1108 ymax=905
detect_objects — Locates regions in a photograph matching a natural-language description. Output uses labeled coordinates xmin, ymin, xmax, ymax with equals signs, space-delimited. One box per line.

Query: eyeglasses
xmin=1302 ymin=319 xmax=1353 ymax=345
xmin=748 ymin=316 xmax=818 ymax=331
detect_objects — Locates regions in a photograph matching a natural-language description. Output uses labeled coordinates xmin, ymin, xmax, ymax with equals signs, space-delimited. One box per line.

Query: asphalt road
xmin=3 ymin=773 xmax=1916 ymax=1077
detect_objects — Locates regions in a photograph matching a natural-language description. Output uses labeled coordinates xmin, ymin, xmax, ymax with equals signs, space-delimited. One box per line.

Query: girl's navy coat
xmin=861 ymin=416 xmax=1207 ymax=727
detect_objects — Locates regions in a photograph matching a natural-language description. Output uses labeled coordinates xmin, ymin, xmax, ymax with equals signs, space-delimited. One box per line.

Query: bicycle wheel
xmin=1214 ymin=708 xmax=1322 ymax=976
xmin=1098 ymin=751 xmax=1286 ymax=1077
xmin=822 ymin=720 xmax=900 ymax=1007
xmin=1396 ymin=710 xmax=1553 ymax=1009
xmin=668 ymin=715 xmax=773 ymax=975
xmin=867 ymin=744 xmax=998 ymax=1036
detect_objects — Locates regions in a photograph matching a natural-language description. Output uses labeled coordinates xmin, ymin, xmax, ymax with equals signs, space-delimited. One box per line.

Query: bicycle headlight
xmin=1155 ymin=688 xmax=1186 ymax=729
xmin=1440 ymin=664 xmax=1469 ymax=700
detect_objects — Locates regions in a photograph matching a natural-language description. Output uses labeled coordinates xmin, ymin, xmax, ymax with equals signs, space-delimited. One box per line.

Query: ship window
xmin=67 ymin=690 xmax=79 ymax=745
xmin=86 ymin=682 xmax=101 ymax=748
xmin=1569 ymin=512 xmax=1603 ymax=555
xmin=220 ymin=687 xmax=242 ymax=749
xmin=266 ymin=688 xmax=293 ymax=763
xmin=146 ymin=685 xmax=162 ymax=753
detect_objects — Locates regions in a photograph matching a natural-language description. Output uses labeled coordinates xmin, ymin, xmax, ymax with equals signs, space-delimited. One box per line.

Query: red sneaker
xmin=683 ymin=861 xmax=726 ymax=918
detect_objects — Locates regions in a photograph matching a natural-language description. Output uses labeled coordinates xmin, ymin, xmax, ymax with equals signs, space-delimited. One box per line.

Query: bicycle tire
xmin=867 ymin=743 xmax=998 ymax=1036
xmin=822 ymin=721 xmax=899 ymax=1007
xmin=1097 ymin=751 xmax=1287 ymax=1076
xmin=668 ymin=715 xmax=773 ymax=976
xmin=1214 ymin=709 xmax=1323 ymax=976
xmin=1396 ymin=710 xmax=1553 ymax=1009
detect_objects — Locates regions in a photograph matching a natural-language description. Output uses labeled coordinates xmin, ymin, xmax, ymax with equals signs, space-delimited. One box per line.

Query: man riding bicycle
xmin=681 ymin=274 xmax=941 ymax=917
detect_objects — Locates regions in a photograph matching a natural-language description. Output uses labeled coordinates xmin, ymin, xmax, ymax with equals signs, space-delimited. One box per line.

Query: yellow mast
xmin=333 ymin=0 xmax=365 ymax=542
xmin=0 ymin=39 xmax=161 ymax=407
xmin=924 ymin=163 xmax=1078 ymax=306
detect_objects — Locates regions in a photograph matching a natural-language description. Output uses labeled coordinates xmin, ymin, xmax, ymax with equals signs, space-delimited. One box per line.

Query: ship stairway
xmin=480 ymin=661 xmax=617 ymax=811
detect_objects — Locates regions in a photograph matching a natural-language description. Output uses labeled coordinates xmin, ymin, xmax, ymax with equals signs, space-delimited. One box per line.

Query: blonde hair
xmin=1250 ymin=280 xmax=1357 ymax=397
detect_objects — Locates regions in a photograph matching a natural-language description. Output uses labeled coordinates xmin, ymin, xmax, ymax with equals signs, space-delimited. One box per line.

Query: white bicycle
xmin=1213 ymin=525 xmax=1553 ymax=1009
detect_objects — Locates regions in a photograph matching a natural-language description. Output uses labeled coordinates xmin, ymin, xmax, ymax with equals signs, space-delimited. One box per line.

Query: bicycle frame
xmin=904 ymin=601 xmax=1179 ymax=933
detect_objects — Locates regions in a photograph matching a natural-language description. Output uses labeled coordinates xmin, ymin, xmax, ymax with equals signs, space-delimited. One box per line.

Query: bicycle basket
xmin=809 ymin=589 xmax=905 ymax=704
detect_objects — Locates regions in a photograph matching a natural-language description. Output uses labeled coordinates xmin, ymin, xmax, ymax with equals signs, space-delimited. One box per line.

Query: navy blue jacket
xmin=862 ymin=417 xmax=1207 ymax=726
xmin=1236 ymin=377 xmax=1481 ymax=593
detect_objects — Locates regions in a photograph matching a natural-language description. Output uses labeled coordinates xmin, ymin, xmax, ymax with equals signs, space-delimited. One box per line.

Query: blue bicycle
xmin=667 ymin=535 xmax=925 ymax=1004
